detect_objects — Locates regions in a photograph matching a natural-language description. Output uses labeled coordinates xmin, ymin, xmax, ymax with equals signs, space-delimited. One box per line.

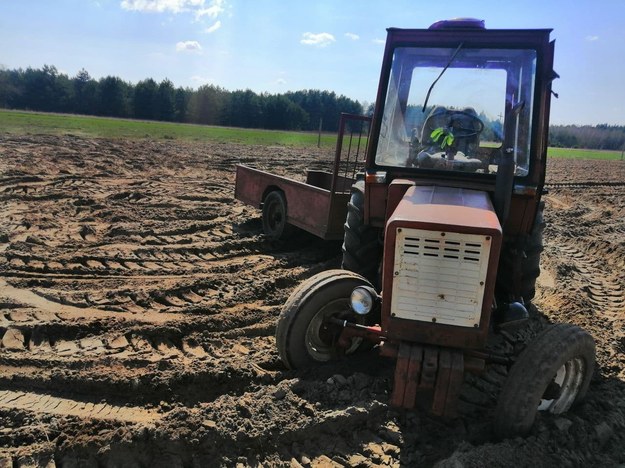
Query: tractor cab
xmin=374 ymin=30 xmax=538 ymax=177
xmin=365 ymin=21 xmax=555 ymax=239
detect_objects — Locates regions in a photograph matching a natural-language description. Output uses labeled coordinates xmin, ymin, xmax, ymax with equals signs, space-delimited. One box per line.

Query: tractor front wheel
xmin=276 ymin=270 xmax=373 ymax=369
xmin=494 ymin=323 xmax=595 ymax=438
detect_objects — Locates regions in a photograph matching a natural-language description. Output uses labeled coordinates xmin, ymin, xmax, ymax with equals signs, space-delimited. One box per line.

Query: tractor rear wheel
xmin=341 ymin=179 xmax=382 ymax=287
xmin=262 ymin=190 xmax=293 ymax=240
xmin=497 ymin=201 xmax=545 ymax=304
xmin=494 ymin=323 xmax=595 ymax=438
xmin=276 ymin=270 xmax=373 ymax=369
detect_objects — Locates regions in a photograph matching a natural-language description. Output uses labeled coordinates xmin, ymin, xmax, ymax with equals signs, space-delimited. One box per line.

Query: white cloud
xmin=195 ymin=0 xmax=224 ymax=19
xmin=586 ymin=35 xmax=599 ymax=42
xmin=121 ymin=0 xmax=201 ymax=13
xmin=372 ymin=38 xmax=385 ymax=45
xmin=204 ymin=20 xmax=221 ymax=33
xmin=176 ymin=40 xmax=202 ymax=52
xmin=301 ymin=32 xmax=335 ymax=47
xmin=276 ymin=78 xmax=286 ymax=85
xmin=121 ymin=0 xmax=225 ymax=19
xmin=344 ymin=32 xmax=359 ymax=41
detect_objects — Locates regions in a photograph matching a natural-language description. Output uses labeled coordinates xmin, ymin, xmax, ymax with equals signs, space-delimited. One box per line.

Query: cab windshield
xmin=375 ymin=47 xmax=537 ymax=176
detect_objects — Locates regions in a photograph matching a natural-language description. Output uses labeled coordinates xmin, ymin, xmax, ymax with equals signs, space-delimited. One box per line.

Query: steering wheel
xmin=446 ymin=110 xmax=484 ymax=138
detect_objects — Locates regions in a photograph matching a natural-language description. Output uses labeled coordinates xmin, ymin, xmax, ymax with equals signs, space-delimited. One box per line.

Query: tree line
xmin=549 ymin=124 xmax=625 ymax=151
xmin=0 ymin=65 xmax=362 ymax=132
xmin=1 ymin=65 xmax=623 ymax=149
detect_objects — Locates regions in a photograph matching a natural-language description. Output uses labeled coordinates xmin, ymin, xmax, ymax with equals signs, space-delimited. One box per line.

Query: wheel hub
xmin=538 ymin=357 xmax=586 ymax=413
xmin=304 ymin=299 xmax=364 ymax=361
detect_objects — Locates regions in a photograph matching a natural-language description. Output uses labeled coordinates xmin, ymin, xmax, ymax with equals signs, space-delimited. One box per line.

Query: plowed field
xmin=1 ymin=134 xmax=624 ymax=467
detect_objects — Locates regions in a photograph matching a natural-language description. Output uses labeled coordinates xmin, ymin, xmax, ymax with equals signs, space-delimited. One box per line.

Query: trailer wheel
xmin=342 ymin=180 xmax=382 ymax=287
xmin=497 ymin=201 xmax=545 ymax=304
xmin=262 ymin=190 xmax=293 ymax=240
xmin=276 ymin=270 xmax=373 ymax=369
xmin=494 ymin=323 xmax=595 ymax=438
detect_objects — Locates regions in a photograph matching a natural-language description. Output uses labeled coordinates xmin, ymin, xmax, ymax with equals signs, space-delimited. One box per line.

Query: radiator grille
xmin=390 ymin=228 xmax=492 ymax=328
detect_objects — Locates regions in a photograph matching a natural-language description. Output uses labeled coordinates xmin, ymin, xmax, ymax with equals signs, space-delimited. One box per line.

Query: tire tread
xmin=494 ymin=323 xmax=595 ymax=438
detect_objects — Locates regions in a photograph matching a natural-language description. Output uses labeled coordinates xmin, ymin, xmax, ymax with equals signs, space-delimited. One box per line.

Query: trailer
xmin=234 ymin=114 xmax=371 ymax=240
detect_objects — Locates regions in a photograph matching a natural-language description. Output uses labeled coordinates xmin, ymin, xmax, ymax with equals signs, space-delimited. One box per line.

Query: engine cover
xmin=382 ymin=185 xmax=502 ymax=349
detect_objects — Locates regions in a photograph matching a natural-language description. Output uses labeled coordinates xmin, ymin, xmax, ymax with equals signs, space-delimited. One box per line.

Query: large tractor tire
xmin=341 ymin=180 xmax=382 ymax=287
xmin=262 ymin=190 xmax=294 ymax=240
xmin=494 ymin=323 xmax=595 ymax=438
xmin=276 ymin=270 xmax=373 ymax=369
xmin=497 ymin=201 xmax=545 ymax=304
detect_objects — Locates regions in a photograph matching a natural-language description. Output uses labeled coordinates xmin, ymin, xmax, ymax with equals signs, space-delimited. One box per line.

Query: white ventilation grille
xmin=390 ymin=227 xmax=492 ymax=328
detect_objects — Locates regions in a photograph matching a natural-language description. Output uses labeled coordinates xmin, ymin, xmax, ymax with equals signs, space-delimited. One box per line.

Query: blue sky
xmin=1 ymin=0 xmax=624 ymax=125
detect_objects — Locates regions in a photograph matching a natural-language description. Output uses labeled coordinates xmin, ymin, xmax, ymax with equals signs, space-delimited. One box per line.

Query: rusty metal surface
xmin=331 ymin=113 xmax=372 ymax=195
xmin=432 ymin=349 xmax=452 ymax=416
xmin=402 ymin=344 xmax=423 ymax=409
xmin=386 ymin=185 xmax=502 ymax=233
xmin=336 ymin=323 xmax=383 ymax=349
xmin=388 ymin=343 xmax=466 ymax=416
xmin=390 ymin=342 xmax=411 ymax=408
xmin=380 ymin=186 xmax=502 ymax=349
xmin=431 ymin=349 xmax=464 ymax=418
xmin=420 ymin=346 xmax=438 ymax=390
xmin=444 ymin=352 xmax=465 ymax=418
xmin=234 ymin=165 xmax=345 ymax=239
xmin=234 ymin=113 xmax=371 ymax=241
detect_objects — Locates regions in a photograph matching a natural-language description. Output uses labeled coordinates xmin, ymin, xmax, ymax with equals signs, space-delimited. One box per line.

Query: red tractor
xmin=236 ymin=19 xmax=595 ymax=437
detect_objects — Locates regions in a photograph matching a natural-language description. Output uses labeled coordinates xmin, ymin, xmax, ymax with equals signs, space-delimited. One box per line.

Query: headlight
xmin=350 ymin=286 xmax=378 ymax=315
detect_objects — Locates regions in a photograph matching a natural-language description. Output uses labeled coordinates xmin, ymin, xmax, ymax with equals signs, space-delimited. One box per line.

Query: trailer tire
xmin=262 ymin=190 xmax=294 ymax=240
xmin=497 ymin=201 xmax=545 ymax=304
xmin=494 ymin=323 xmax=595 ymax=439
xmin=342 ymin=180 xmax=382 ymax=287
xmin=276 ymin=270 xmax=373 ymax=369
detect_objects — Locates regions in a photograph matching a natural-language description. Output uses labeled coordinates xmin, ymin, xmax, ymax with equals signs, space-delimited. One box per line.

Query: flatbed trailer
xmin=234 ymin=114 xmax=371 ymax=240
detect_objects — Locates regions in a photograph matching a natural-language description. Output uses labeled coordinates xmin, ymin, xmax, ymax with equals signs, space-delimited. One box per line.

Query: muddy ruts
xmin=0 ymin=135 xmax=624 ymax=466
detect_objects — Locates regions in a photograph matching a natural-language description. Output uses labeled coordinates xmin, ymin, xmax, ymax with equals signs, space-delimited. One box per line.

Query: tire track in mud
xmin=0 ymin=279 xmax=275 ymax=360
xmin=4 ymin=243 xmax=266 ymax=278
xmin=0 ymin=312 xmax=276 ymax=368
xmin=2 ymin=248 xmax=305 ymax=317
xmin=0 ymin=390 xmax=160 ymax=424
xmin=550 ymin=240 xmax=625 ymax=320
xmin=0 ymin=278 xmax=182 ymax=323
xmin=5 ymin=136 xmax=625 ymax=466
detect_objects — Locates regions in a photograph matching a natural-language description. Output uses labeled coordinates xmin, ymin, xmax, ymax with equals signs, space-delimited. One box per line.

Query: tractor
xmin=237 ymin=19 xmax=596 ymax=437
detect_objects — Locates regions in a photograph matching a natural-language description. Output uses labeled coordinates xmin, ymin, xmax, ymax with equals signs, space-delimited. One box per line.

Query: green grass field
xmin=0 ymin=109 xmax=339 ymax=149
xmin=547 ymin=146 xmax=623 ymax=160
xmin=1 ymin=109 xmax=622 ymax=159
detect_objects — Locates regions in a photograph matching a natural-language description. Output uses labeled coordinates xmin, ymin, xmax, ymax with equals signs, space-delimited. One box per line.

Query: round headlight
xmin=350 ymin=286 xmax=377 ymax=315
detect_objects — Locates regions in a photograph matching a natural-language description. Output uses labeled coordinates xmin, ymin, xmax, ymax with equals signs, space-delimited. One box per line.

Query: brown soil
xmin=0 ymin=134 xmax=624 ymax=467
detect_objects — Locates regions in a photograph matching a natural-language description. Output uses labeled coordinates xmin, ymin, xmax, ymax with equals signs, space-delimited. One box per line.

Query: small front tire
xmin=276 ymin=270 xmax=373 ymax=369
xmin=494 ymin=323 xmax=595 ymax=438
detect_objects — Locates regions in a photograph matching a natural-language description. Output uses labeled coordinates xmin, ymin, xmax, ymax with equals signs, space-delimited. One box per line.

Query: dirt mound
xmin=1 ymin=134 xmax=624 ymax=466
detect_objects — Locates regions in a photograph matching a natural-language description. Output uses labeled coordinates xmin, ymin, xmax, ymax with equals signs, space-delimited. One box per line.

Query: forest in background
xmin=0 ymin=65 xmax=362 ymax=132
xmin=0 ymin=64 xmax=623 ymax=150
